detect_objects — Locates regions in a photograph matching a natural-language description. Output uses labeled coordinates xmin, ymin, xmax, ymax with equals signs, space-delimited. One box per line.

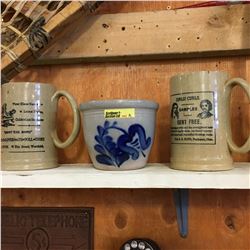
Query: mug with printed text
xmin=170 ymin=71 xmax=250 ymax=171
xmin=1 ymin=82 xmax=80 ymax=170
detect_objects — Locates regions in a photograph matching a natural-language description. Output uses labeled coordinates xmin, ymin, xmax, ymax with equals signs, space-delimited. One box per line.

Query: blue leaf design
xmin=115 ymin=153 xmax=129 ymax=167
xmin=97 ymin=125 xmax=105 ymax=136
xmin=131 ymin=138 xmax=139 ymax=145
xmin=106 ymin=141 xmax=116 ymax=151
xmin=104 ymin=120 xmax=110 ymax=129
xmin=94 ymin=144 xmax=106 ymax=154
xmin=144 ymin=137 xmax=151 ymax=149
xmin=103 ymin=135 xmax=113 ymax=144
xmin=94 ymin=121 xmax=151 ymax=168
xmin=96 ymin=154 xmax=114 ymax=165
xmin=117 ymin=134 xmax=140 ymax=160
xmin=106 ymin=146 xmax=117 ymax=155
xmin=95 ymin=135 xmax=102 ymax=144
xmin=128 ymin=124 xmax=151 ymax=150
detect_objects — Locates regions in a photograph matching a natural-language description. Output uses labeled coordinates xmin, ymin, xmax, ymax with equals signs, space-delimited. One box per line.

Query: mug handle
xmin=225 ymin=78 xmax=250 ymax=153
xmin=51 ymin=90 xmax=80 ymax=148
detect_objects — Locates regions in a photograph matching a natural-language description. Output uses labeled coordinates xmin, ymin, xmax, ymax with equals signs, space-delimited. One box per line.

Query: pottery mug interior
xmin=170 ymin=71 xmax=250 ymax=171
xmin=1 ymin=82 xmax=80 ymax=170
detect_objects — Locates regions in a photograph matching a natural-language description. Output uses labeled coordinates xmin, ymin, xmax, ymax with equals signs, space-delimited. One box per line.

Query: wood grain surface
xmin=2 ymin=189 xmax=250 ymax=250
xmin=38 ymin=4 xmax=250 ymax=64
xmin=2 ymin=2 xmax=250 ymax=250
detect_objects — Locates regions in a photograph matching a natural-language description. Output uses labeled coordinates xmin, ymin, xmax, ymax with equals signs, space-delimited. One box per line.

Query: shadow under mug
xmin=170 ymin=71 xmax=250 ymax=171
xmin=1 ymin=82 xmax=80 ymax=170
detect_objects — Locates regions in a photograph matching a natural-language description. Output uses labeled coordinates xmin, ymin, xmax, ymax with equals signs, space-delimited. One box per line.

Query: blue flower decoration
xmin=94 ymin=120 xmax=151 ymax=167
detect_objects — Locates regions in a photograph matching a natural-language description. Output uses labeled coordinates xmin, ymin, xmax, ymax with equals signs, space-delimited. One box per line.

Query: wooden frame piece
xmin=37 ymin=4 xmax=250 ymax=65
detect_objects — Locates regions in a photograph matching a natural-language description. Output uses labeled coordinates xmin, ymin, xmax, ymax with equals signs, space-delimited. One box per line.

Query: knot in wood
xmin=208 ymin=14 xmax=225 ymax=28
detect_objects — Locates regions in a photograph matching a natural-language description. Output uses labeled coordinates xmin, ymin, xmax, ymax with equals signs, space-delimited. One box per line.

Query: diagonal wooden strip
xmin=37 ymin=4 xmax=250 ymax=65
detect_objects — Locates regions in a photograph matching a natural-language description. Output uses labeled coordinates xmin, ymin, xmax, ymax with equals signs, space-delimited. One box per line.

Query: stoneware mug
xmin=80 ymin=99 xmax=159 ymax=170
xmin=170 ymin=71 xmax=250 ymax=171
xmin=1 ymin=82 xmax=80 ymax=170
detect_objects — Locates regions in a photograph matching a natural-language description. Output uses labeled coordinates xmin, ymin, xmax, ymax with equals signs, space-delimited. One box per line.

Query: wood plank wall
xmin=2 ymin=2 xmax=250 ymax=250
xmin=2 ymin=188 xmax=250 ymax=250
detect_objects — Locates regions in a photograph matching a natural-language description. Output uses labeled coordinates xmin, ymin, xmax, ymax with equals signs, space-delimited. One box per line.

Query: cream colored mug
xmin=1 ymin=82 xmax=80 ymax=170
xmin=170 ymin=71 xmax=250 ymax=171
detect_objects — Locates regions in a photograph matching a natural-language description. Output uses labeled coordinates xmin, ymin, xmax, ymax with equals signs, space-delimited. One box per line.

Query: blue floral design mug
xmin=80 ymin=100 xmax=159 ymax=170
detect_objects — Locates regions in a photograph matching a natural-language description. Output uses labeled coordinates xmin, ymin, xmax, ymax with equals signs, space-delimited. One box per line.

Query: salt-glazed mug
xmin=170 ymin=71 xmax=250 ymax=171
xmin=80 ymin=99 xmax=159 ymax=170
xmin=1 ymin=82 xmax=80 ymax=170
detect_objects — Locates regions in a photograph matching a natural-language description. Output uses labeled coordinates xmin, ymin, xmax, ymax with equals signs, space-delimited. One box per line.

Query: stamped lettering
xmin=171 ymin=91 xmax=216 ymax=145
xmin=1 ymin=102 xmax=46 ymax=153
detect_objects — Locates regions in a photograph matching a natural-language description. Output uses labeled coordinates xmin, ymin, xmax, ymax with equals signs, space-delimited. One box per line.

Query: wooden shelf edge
xmin=34 ymin=49 xmax=250 ymax=65
xmin=1 ymin=163 xmax=249 ymax=189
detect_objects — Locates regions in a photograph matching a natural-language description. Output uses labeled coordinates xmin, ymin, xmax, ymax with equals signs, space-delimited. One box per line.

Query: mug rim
xmin=170 ymin=70 xmax=229 ymax=81
xmin=79 ymin=99 xmax=159 ymax=111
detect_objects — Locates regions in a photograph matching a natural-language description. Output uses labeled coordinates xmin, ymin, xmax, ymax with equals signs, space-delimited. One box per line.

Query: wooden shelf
xmin=1 ymin=163 xmax=249 ymax=189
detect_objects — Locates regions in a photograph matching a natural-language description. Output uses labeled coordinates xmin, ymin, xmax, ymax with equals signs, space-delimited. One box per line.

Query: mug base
xmin=92 ymin=164 xmax=147 ymax=171
xmin=170 ymin=161 xmax=233 ymax=171
xmin=1 ymin=161 xmax=59 ymax=171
